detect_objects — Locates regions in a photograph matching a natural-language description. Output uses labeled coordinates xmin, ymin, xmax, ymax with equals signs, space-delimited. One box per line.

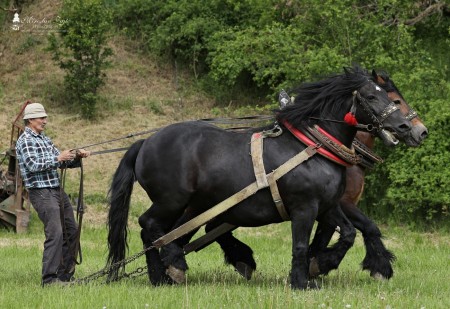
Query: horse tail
xmin=106 ymin=139 xmax=145 ymax=281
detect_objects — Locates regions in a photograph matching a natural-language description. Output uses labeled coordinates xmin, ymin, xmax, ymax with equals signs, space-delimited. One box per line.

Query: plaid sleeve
xmin=19 ymin=136 xmax=59 ymax=172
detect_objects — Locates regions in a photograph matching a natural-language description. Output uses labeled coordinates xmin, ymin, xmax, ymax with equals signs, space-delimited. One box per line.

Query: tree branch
xmin=0 ymin=5 xmax=17 ymax=12
xmin=404 ymin=2 xmax=448 ymax=26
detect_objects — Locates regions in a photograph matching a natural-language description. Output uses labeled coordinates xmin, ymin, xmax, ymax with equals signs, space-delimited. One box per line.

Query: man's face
xmin=28 ymin=117 xmax=47 ymax=134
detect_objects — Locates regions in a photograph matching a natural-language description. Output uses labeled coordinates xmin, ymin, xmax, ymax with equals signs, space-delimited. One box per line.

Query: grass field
xmin=1 ymin=212 xmax=449 ymax=309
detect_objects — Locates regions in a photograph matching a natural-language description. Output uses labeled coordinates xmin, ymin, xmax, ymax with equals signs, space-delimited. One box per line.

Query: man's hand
xmin=58 ymin=149 xmax=76 ymax=162
xmin=75 ymin=148 xmax=91 ymax=158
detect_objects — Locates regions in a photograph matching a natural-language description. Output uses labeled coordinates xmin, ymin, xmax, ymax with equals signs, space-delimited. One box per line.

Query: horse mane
xmin=276 ymin=65 xmax=371 ymax=127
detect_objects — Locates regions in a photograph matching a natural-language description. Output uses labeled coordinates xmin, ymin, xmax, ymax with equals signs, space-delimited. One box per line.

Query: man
xmin=15 ymin=103 xmax=90 ymax=286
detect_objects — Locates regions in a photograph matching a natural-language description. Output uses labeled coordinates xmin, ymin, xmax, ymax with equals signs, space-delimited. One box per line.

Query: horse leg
xmin=158 ymin=209 xmax=204 ymax=284
xmin=341 ymin=200 xmax=395 ymax=279
xmin=312 ymin=205 xmax=356 ymax=277
xmin=139 ymin=208 xmax=175 ymax=285
xmin=171 ymin=208 xmax=256 ymax=280
xmin=140 ymin=204 xmax=191 ymax=286
xmin=290 ymin=204 xmax=319 ymax=289
xmin=205 ymin=220 xmax=256 ymax=280
xmin=161 ymin=240 xmax=189 ymax=284
xmin=308 ymin=221 xmax=335 ymax=278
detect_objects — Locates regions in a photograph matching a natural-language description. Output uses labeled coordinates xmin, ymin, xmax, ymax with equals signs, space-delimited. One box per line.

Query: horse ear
xmin=372 ymin=69 xmax=385 ymax=85
xmin=343 ymin=67 xmax=351 ymax=76
xmin=371 ymin=69 xmax=378 ymax=79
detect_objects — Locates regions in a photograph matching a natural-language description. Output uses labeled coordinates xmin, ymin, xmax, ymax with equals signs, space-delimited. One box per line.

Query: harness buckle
xmin=262 ymin=124 xmax=283 ymax=138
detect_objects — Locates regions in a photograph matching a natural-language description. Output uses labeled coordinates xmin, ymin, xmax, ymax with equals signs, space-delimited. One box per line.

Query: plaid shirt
xmin=16 ymin=127 xmax=78 ymax=189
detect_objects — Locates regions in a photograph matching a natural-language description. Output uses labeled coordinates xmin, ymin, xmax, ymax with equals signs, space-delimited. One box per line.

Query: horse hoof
xmin=166 ymin=265 xmax=186 ymax=284
xmin=309 ymin=257 xmax=321 ymax=278
xmin=235 ymin=262 xmax=254 ymax=280
xmin=371 ymin=272 xmax=387 ymax=280
xmin=307 ymin=280 xmax=320 ymax=290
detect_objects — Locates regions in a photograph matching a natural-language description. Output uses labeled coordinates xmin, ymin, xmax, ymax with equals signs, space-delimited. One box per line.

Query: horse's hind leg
xmin=311 ymin=206 xmax=356 ymax=277
xmin=157 ymin=208 xmax=206 ymax=284
xmin=139 ymin=207 xmax=176 ymax=285
xmin=205 ymin=220 xmax=256 ymax=280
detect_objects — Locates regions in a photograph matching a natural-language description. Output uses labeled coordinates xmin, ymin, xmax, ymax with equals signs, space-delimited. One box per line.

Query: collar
xmin=282 ymin=120 xmax=355 ymax=167
xmin=352 ymin=137 xmax=383 ymax=169
xmin=25 ymin=126 xmax=44 ymax=138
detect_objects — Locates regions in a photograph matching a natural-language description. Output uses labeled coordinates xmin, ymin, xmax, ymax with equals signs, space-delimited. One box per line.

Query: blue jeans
xmin=28 ymin=187 xmax=78 ymax=285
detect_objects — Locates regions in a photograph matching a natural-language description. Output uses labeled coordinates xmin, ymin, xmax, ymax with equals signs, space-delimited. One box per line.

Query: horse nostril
xmin=399 ymin=124 xmax=411 ymax=131
xmin=421 ymin=129 xmax=429 ymax=139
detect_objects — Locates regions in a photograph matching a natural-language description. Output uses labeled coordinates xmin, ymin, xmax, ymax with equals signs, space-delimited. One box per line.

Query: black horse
xmin=106 ymin=66 xmax=411 ymax=289
xmin=186 ymin=70 xmax=428 ymax=282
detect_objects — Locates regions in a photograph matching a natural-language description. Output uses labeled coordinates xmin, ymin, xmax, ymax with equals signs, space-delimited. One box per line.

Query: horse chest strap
xmin=251 ymin=133 xmax=290 ymax=221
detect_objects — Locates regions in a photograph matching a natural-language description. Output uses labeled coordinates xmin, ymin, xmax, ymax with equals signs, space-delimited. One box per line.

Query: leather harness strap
xmin=251 ymin=132 xmax=290 ymax=221
xmin=267 ymin=173 xmax=290 ymax=221
xmin=250 ymin=133 xmax=269 ymax=189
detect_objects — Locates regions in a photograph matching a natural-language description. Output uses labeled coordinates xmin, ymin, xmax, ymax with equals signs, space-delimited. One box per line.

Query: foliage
xmin=112 ymin=0 xmax=271 ymax=77
xmin=110 ymin=0 xmax=446 ymax=93
xmin=109 ymin=0 xmax=449 ymax=222
xmin=47 ymin=0 xmax=113 ymax=119
xmin=361 ymin=6 xmax=450 ymax=222
xmin=362 ymin=67 xmax=449 ymax=222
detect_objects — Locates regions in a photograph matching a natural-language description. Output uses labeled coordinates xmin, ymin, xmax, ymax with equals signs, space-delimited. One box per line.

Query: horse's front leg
xmin=290 ymin=204 xmax=318 ymax=289
xmin=311 ymin=205 xmax=356 ymax=277
xmin=340 ymin=200 xmax=395 ymax=279
xmin=308 ymin=220 xmax=335 ymax=277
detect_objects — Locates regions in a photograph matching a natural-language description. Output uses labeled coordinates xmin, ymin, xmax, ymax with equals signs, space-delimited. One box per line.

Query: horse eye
xmin=366 ymin=95 xmax=376 ymax=101
xmin=393 ymin=99 xmax=401 ymax=105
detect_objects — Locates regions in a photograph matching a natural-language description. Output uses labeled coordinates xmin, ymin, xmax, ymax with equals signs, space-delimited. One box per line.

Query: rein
xmin=78 ymin=115 xmax=273 ymax=151
xmin=60 ymin=155 xmax=85 ymax=268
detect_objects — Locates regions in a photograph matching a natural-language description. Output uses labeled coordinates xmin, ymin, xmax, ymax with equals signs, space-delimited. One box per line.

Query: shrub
xmin=47 ymin=0 xmax=113 ymax=119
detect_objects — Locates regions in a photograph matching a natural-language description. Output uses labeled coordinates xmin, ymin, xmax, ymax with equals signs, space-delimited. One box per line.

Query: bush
xmin=361 ymin=67 xmax=449 ymax=223
xmin=47 ymin=0 xmax=113 ymax=119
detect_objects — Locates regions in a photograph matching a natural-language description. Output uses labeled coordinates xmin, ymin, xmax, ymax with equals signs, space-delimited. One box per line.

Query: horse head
xmin=278 ymin=66 xmax=412 ymax=148
xmin=339 ymin=66 xmax=413 ymax=146
xmin=372 ymin=70 xmax=428 ymax=147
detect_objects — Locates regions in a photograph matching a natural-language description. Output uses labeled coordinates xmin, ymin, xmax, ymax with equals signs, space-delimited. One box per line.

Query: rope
xmin=77 ymin=115 xmax=274 ymax=150
xmin=78 ymin=128 xmax=163 ymax=149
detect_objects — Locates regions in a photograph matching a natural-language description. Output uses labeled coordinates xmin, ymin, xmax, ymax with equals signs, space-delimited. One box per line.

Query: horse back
xmin=135 ymin=122 xmax=254 ymax=199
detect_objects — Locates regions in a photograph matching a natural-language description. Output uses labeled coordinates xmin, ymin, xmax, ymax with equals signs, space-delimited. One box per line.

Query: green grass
xmin=1 ymin=214 xmax=449 ymax=309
